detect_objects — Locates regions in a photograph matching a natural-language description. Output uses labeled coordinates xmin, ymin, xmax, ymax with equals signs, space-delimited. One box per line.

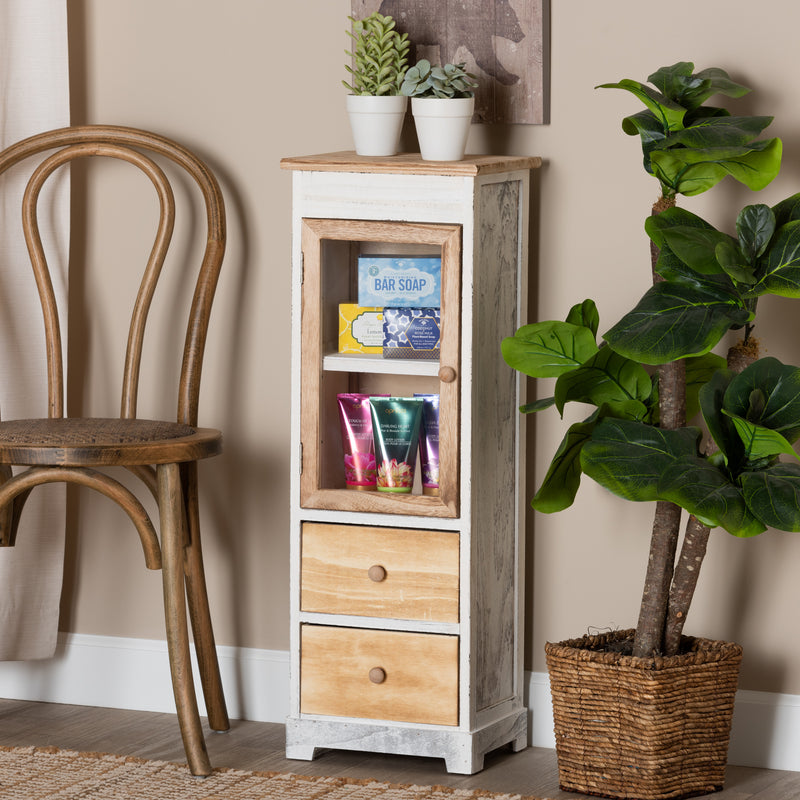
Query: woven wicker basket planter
xmin=545 ymin=629 xmax=743 ymax=800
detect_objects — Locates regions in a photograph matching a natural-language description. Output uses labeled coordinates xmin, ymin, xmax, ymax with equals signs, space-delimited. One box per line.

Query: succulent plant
xmin=343 ymin=12 xmax=410 ymax=96
xmin=401 ymin=59 xmax=478 ymax=99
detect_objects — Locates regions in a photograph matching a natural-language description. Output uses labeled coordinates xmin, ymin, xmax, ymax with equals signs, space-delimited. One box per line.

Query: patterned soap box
xmin=382 ymin=307 xmax=441 ymax=360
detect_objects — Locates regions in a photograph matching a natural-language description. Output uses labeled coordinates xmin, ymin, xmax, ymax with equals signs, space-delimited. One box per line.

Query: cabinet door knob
xmin=369 ymin=667 xmax=387 ymax=684
xmin=368 ymin=564 xmax=387 ymax=582
xmin=438 ymin=365 xmax=457 ymax=383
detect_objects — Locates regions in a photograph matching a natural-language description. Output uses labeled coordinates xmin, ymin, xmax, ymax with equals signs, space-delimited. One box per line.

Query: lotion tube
xmin=369 ymin=396 xmax=424 ymax=493
xmin=337 ymin=393 xmax=384 ymax=490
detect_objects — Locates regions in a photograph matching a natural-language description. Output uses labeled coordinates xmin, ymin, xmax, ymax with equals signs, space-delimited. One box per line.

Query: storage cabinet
xmin=281 ymin=152 xmax=540 ymax=774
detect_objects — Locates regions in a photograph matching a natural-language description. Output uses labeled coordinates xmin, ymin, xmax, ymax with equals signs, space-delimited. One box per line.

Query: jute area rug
xmin=0 ymin=745 xmax=547 ymax=799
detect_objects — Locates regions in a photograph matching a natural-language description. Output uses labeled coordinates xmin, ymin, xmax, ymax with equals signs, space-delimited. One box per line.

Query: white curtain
xmin=0 ymin=0 xmax=70 ymax=660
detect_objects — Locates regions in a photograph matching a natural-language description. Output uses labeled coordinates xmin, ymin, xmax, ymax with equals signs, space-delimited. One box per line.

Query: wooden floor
xmin=0 ymin=699 xmax=798 ymax=798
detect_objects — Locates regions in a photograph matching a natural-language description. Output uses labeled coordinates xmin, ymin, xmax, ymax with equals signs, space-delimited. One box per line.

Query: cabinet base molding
xmin=285 ymin=707 xmax=528 ymax=775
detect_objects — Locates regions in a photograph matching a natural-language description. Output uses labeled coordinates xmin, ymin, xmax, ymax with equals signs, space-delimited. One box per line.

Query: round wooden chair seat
xmin=0 ymin=417 xmax=222 ymax=466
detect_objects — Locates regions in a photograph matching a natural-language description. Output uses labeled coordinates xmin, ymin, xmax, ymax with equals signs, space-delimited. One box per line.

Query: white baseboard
xmin=0 ymin=633 xmax=797 ymax=773
xmin=0 ymin=632 xmax=290 ymax=723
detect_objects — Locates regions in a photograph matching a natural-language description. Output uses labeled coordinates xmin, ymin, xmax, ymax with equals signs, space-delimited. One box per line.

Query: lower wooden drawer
xmin=300 ymin=625 xmax=459 ymax=726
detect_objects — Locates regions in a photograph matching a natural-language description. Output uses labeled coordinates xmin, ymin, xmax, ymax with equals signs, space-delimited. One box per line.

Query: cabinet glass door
xmin=300 ymin=218 xmax=460 ymax=518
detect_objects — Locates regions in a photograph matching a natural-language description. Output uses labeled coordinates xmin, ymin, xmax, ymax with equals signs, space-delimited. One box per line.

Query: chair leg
xmin=181 ymin=462 xmax=229 ymax=732
xmin=158 ymin=462 xmax=212 ymax=777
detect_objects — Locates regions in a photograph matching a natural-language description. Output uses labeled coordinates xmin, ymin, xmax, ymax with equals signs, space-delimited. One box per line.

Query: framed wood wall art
xmin=351 ymin=0 xmax=549 ymax=124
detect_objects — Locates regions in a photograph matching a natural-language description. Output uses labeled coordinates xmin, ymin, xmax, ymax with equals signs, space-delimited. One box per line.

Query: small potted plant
xmin=502 ymin=62 xmax=788 ymax=799
xmin=400 ymin=59 xmax=478 ymax=161
xmin=343 ymin=11 xmax=410 ymax=157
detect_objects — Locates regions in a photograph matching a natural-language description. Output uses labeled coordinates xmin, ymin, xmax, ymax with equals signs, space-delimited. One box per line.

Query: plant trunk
xmin=663 ymin=513 xmax=708 ymax=655
xmin=632 ymin=194 xmax=685 ymax=659
xmin=661 ymin=338 xmax=761 ymax=655
xmin=633 ymin=501 xmax=683 ymax=656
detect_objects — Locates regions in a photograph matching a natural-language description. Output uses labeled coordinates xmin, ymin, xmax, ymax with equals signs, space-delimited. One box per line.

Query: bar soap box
xmin=338 ymin=304 xmax=383 ymax=354
xmin=383 ymin=307 xmax=440 ymax=360
xmin=358 ymin=255 xmax=441 ymax=308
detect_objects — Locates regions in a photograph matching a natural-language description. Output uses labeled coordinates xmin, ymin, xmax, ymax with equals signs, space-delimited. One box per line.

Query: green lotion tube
xmin=369 ymin=397 xmax=424 ymax=493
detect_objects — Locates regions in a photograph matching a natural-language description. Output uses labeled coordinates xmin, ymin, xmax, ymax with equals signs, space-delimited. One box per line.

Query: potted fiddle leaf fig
xmin=343 ymin=11 xmax=410 ymax=156
xmin=400 ymin=59 xmax=478 ymax=161
xmin=502 ymin=62 xmax=787 ymax=800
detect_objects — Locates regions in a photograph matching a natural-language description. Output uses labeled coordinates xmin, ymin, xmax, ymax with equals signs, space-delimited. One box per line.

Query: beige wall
xmin=61 ymin=0 xmax=800 ymax=696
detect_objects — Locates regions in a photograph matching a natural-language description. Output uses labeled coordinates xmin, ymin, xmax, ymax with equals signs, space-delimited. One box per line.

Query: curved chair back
xmin=0 ymin=125 xmax=226 ymax=427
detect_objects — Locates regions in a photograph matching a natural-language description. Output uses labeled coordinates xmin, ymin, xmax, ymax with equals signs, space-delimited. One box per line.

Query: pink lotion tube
xmin=337 ymin=393 xmax=385 ymax=491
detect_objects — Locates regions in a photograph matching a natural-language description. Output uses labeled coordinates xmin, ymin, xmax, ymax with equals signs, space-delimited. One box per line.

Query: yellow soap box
xmin=338 ymin=304 xmax=384 ymax=354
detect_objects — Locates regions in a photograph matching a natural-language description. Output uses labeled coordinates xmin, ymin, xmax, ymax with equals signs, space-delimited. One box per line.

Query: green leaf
xmin=715 ymin=238 xmax=756 ymax=285
xmin=501 ymin=321 xmax=599 ymax=378
xmin=565 ymin=299 xmax=599 ymax=338
xmin=655 ymin=245 xmax=736 ymax=292
xmin=657 ymin=224 xmax=732 ymax=275
xmin=554 ymin=346 xmax=651 ymax=417
xmin=740 ymin=463 xmax=800 ymax=532
xmin=662 ymin=116 xmax=774 ymax=150
xmin=737 ymin=204 xmax=775 ymax=262
xmin=772 ymin=193 xmax=800 ymax=227
xmin=724 ymin=413 xmax=800 ymax=464
xmin=650 ymin=137 xmax=782 ymax=196
xmin=581 ymin=416 xmax=766 ymax=536
xmin=750 ymin=220 xmax=800 ymax=298
xmin=699 ymin=368 xmax=740 ymax=465
xmin=647 ymin=63 xmax=749 ymax=109
xmin=580 ymin=418 xmax=702 ymax=502
xmin=532 ymin=416 xmax=599 ymax=513
xmin=658 ymin=456 xmax=766 ymax=536
xmin=646 ymin=62 xmax=696 ymax=101
xmin=723 ymin=357 xmax=800 ymax=442
xmin=645 ymin=206 xmax=711 ymax=249
xmin=685 ymin=352 xmax=726 ymax=420
xmin=520 ymin=397 xmax=555 ymax=414
xmin=647 ymin=207 xmax=743 ymax=286
xmin=597 ymin=79 xmax=686 ymax=132
xmin=618 ymin=110 xmax=669 ymax=172
xmin=604 ymin=281 xmax=751 ymax=364
xmin=692 ymin=67 xmax=748 ymax=94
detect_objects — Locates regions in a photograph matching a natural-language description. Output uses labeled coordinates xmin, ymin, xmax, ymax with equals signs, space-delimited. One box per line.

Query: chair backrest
xmin=0 ymin=125 xmax=226 ymax=427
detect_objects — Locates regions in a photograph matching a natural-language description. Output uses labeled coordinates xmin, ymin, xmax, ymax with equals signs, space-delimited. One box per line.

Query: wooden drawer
xmin=300 ymin=625 xmax=458 ymax=726
xmin=301 ymin=522 xmax=459 ymax=623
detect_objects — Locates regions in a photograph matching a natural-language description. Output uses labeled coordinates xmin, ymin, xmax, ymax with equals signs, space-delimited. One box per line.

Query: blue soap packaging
xmin=382 ymin=307 xmax=441 ymax=360
xmin=358 ymin=255 xmax=441 ymax=308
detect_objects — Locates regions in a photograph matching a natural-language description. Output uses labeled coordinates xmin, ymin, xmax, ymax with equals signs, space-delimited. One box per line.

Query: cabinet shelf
xmin=300 ymin=486 xmax=457 ymax=518
xmin=322 ymin=352 xmax=440 ymax=377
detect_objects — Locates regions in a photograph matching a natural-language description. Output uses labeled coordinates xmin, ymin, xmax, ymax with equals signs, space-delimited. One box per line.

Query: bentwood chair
xmin=0 ymin=126 xmax=229 ymax=776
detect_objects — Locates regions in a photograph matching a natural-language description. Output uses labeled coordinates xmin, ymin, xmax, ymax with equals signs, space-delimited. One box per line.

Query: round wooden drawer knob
xmin=369 ymin=667 xmax=387 ymax=684
xmin=438 ymin=365 xmax=457 ymax=383
xmin=368 ymin=564 xmax=387 ymax=582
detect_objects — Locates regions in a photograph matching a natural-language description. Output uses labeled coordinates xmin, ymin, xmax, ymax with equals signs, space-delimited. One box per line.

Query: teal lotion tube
xmin=369 ymin=397 xmax=424 ymax=493
xmin=337 ymin=393 xmax=387 ymax=491
xmin=414 ymin=394 xmax=440 ymax=496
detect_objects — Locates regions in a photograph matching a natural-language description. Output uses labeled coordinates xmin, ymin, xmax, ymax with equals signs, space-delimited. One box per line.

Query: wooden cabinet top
xmin=280 ymin=151 xmax=541 ymax=177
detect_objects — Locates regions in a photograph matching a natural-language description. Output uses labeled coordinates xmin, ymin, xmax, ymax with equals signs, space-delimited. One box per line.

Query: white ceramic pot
xmin=346 ymin=94 xmax=408 ymax=157
xmin=411 ymin=96 xmax=475 ymax=161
